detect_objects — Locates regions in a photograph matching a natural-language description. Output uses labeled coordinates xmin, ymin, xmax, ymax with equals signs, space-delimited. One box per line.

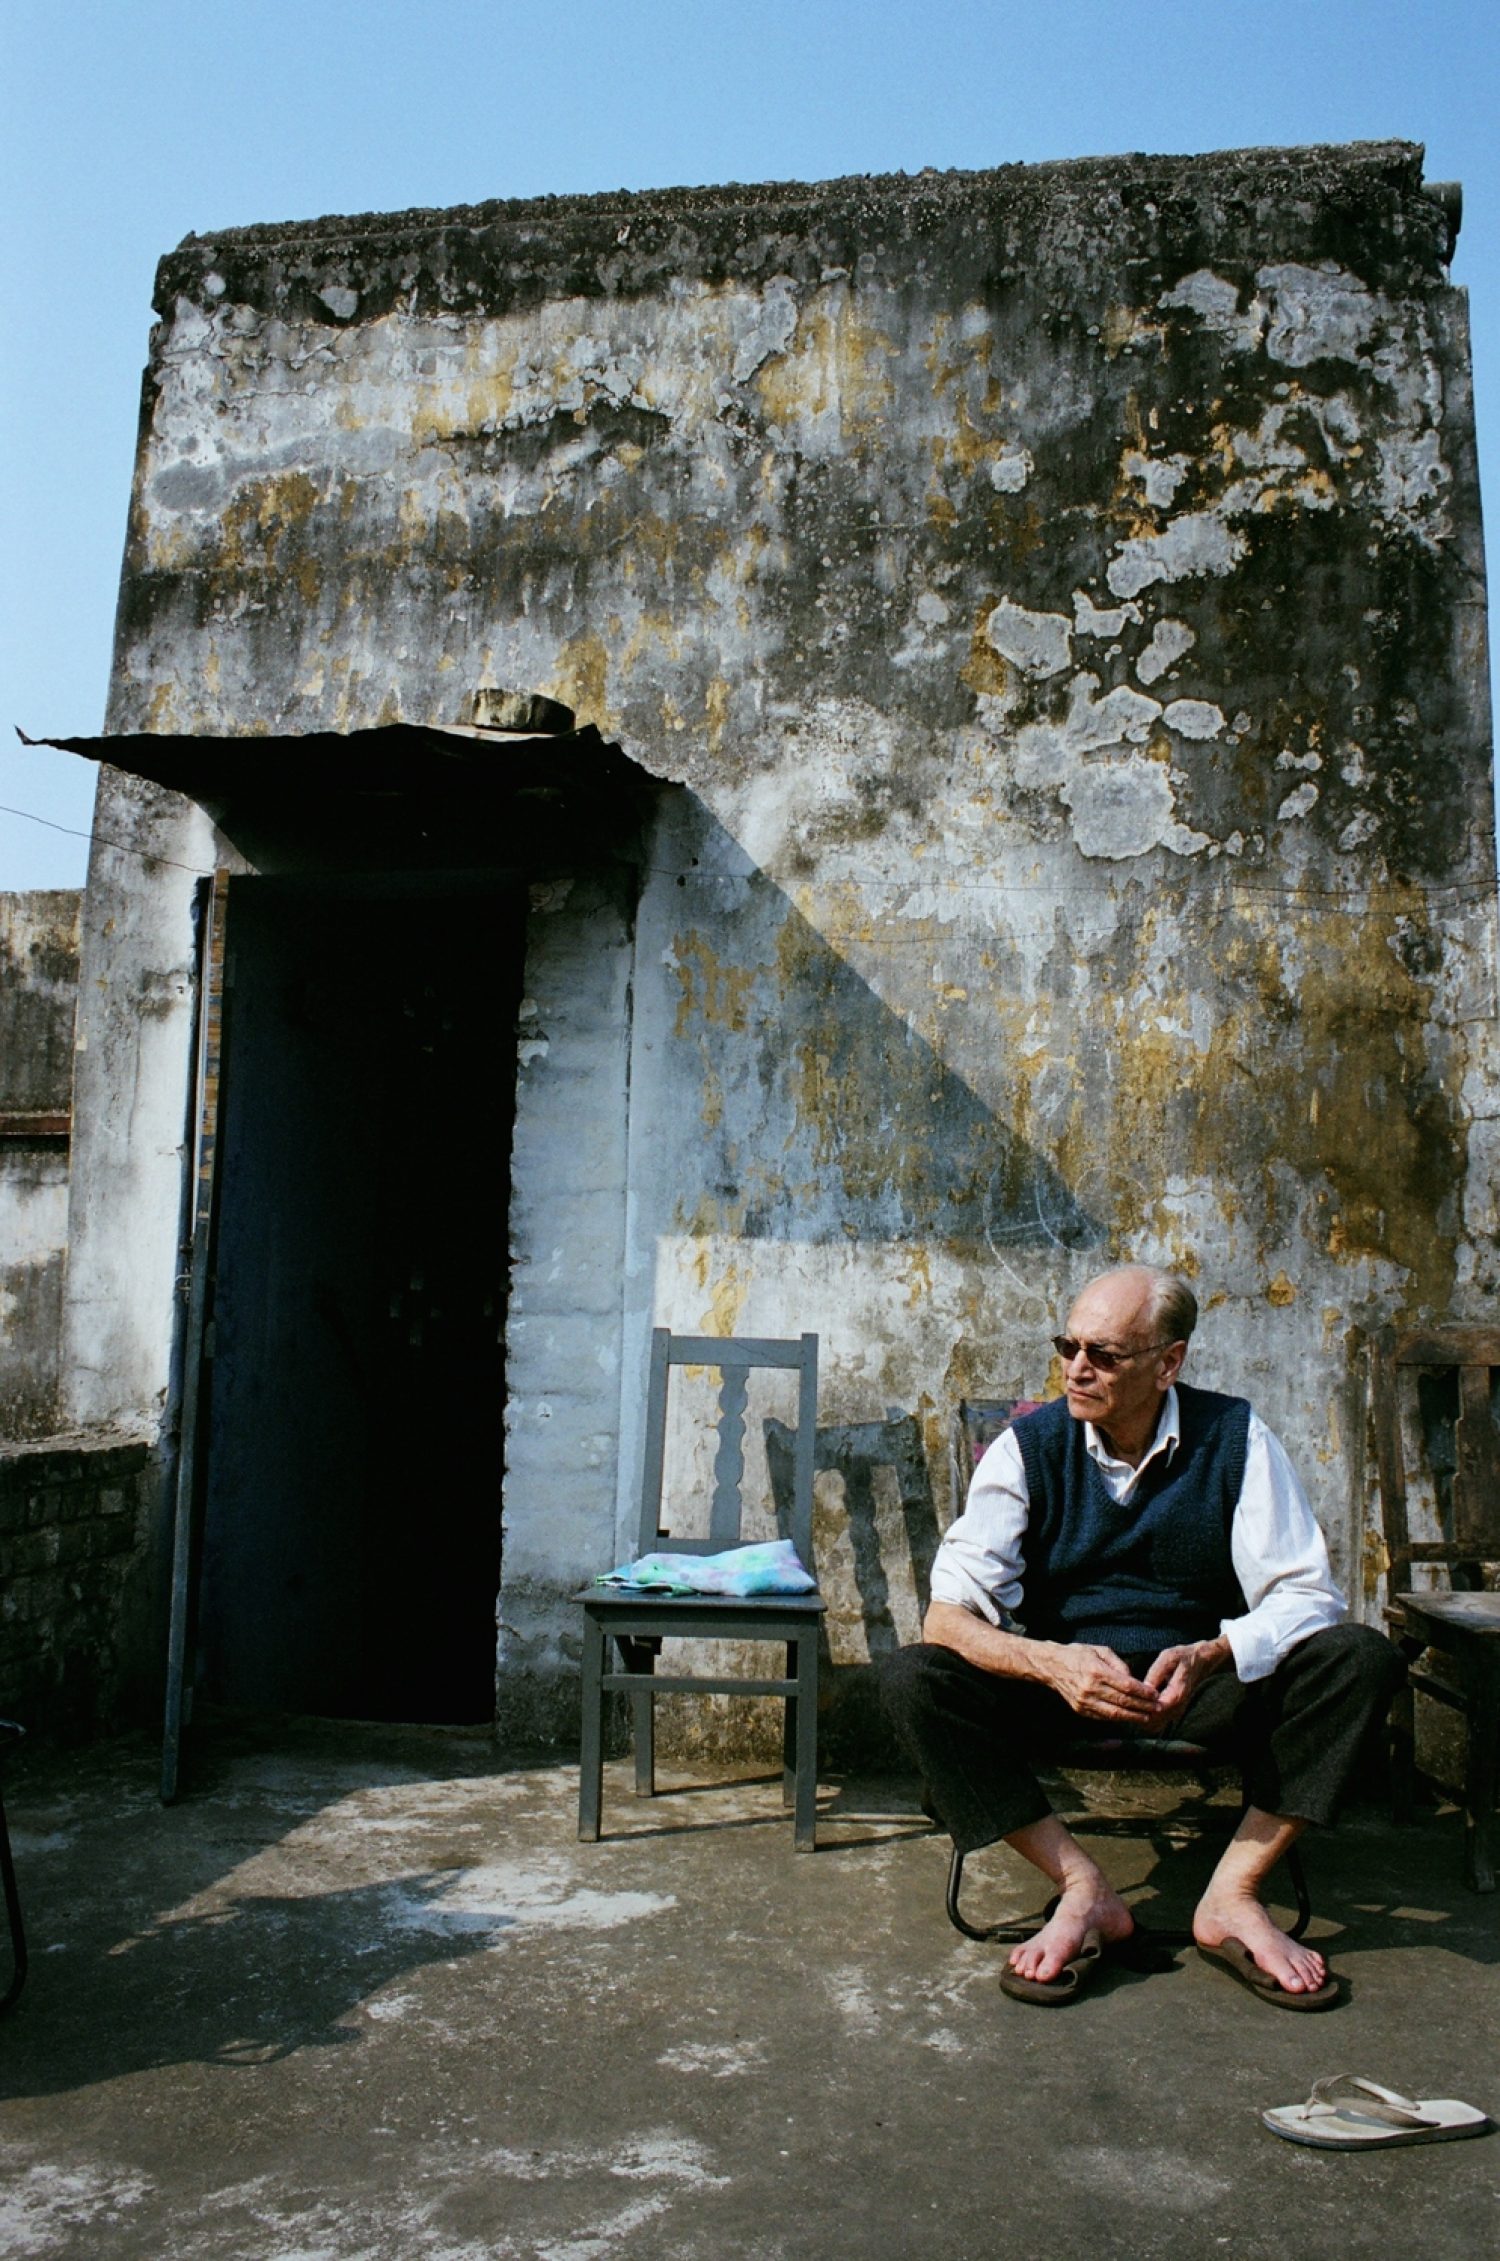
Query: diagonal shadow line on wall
xmin=656 ymin=797 xmax=1104 ymax=1255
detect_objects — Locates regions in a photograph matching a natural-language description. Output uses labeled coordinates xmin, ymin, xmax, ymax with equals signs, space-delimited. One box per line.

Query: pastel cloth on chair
xmin=594 ymin=1538 xmax=816 ymax=1598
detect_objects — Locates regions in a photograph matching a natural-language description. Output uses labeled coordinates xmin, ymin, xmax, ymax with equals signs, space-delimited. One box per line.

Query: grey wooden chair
xmin=575 ymin=1330 xmax=824 ymax=1848
xmin=1372 ymin=1324 xmax=1500 ymax=1892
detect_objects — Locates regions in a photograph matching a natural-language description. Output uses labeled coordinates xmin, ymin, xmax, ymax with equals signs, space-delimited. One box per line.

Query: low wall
xmin=0 ymin=890 xmax=81 ymax=1440
xmin=0 ymin=1431 xmax=161 ymax=1736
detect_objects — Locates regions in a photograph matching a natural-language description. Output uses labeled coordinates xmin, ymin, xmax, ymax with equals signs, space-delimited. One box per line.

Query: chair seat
xmin=1389 ymin=1590 xmax=1500 ymax=1636
xmin=1052 ymin=1735 xmax=1216 ymax=1765
xmin=575 ymin=1587 xmax=825 ymax=1621
xmin=576 ymin=1589 xmax=825 ymax=1702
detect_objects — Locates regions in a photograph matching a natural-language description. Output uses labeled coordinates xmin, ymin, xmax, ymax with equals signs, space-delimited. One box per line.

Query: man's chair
xmin=942 ymin=1748 xmax=1312 ymax=1947
xmin=1371 ymin=1324 xmax=1500 ymax=1892
xmin=941 ymin=1399 xmax=1310 ymax=1945
xmin=575 ymin=1330 xmax=824 ymax=1849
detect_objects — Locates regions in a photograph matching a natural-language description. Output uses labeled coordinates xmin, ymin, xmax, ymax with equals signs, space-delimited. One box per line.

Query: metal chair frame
xmin=575 ymin=1330 xmax=824 ymax=1849
xmin=941 ymin=1746 xmax=1311 ymax=1946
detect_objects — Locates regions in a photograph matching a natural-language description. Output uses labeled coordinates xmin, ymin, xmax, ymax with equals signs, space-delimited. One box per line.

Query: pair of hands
xmin=1046 ymin=1635 xmax=1230 ymax=1728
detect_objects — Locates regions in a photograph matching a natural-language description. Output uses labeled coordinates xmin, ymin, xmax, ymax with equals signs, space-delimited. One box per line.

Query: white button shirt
xmin=928 ymin=1387 xmax=1347 ymax=1681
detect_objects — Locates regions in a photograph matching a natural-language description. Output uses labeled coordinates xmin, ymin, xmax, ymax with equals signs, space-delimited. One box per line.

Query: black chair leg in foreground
xmin=0 ymin=1721 xmax=28 ymax=2014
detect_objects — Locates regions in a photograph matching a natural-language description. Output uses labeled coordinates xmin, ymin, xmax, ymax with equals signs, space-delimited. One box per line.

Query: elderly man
xmin=884 ymin=1265 xmax=1402 ymax=2007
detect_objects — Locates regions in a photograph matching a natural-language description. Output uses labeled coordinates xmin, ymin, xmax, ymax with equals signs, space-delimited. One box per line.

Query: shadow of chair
xmin=939 ymin=1397 xmax=1311 ymax=1945
xmin=1371 ymin=1323 xmax=1500 ymax=1893
xmin=765 ymin=1408 xmax=942 ymax=1660
xmin=574 ymin=1330 xmax=824 ymax=1849
xmin=763 ymin=1408 xmax=945 ymax=1769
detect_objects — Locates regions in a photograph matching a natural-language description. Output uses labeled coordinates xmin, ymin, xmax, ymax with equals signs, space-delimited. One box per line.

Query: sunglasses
xmin=1051 ymin=1335 xmax=1173 ymax=1373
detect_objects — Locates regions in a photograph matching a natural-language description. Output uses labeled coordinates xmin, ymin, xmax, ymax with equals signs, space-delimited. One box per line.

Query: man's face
xmin=1059 ymin=1273 xmax=1179 ymax=1441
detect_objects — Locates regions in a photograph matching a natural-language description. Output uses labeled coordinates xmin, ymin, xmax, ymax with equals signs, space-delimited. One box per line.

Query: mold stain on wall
xmin=83 ymin=144 xmax=1498 ymax=1751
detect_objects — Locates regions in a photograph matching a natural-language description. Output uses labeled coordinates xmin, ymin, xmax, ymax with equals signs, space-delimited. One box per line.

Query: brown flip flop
xmin=1196 ymin=1936 xmax=1341 ymax=2010
xmin=999 ymin=1927 xmax=1106 ymax=2006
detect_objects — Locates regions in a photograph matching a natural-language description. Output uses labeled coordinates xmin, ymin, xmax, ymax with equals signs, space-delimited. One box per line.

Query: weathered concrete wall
xmin=0 ymin=1431 xmax=156 ymax=1734
xmin=86 ymin=142 xmax=1497 ymax=1749
xmin=0 ymin=891 xmax=81 ymax=1440
xmin=62 ymin=789 xmax=216 ymax=1434
xmin=496 ymin=868 xmax=637 ymax=1748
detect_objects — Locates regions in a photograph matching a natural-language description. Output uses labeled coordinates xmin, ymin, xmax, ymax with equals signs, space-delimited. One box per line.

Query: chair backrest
xmin=953 ymin=1397 xmax=1043 ymax=1508
xmin=1371 ymin=1325 xmax=1500 ymax=1591
xmin=638 ymin=1330 xmax=819 ymax=1566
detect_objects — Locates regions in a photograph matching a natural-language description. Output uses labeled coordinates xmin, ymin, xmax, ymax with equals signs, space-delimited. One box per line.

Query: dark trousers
xmin=881 ymin=1623 xmax=1405 ymax=1856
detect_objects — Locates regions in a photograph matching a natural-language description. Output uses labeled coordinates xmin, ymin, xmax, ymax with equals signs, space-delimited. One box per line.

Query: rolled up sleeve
xmin=1221 ymin=1414 xmax=1348 ymax=1681
xmin=928 ymin=1429 xmax=1029 ymax=1627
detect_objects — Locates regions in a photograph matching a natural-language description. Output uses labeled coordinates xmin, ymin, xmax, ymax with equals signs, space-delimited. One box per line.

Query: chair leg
xmin=632 ymin=1687 xmax=656 ymax=1798
xmin=782 ymin=1642 xmax=797 ymax=1809
xmin=577 ymin=1613 xmax=605 ymax=1843
xmin=944 ymin=1844 xmax=1042 ymax=1943
xmin=792 ymin=1632 xmax=818 ymax=1851
xmin=617 ymin=1638 xmax=657 ymax=1797
xmin=0 ymin=1788 xmax=26 ymax=2016
xmin=1461 ymin=1656 xmax=1499 ymax=1895
xmin=1389 ymin=1641 xmax=1421 ymax=1824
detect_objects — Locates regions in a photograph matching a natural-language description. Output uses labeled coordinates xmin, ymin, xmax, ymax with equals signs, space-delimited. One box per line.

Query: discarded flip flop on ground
xmin=1260 ymin=2074 xmax=1492 ymax=2150
xmin=1195 ymin=1935 xmax=1341 ymax=2010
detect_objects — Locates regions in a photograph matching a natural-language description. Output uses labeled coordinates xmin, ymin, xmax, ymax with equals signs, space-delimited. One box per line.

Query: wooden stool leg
xmin=1390 ymin=1636 xmax=1422 ymax=1823
xmin=577 ymin=1613 xmax=606 ymax=1842
xmin=1461 ymin=1654 xmax=1499 ymax=1894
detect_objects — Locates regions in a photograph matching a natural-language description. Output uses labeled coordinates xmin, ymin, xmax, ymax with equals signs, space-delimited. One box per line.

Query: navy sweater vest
xmin=1012 ymin=1385 xmax=1251 ymax=1653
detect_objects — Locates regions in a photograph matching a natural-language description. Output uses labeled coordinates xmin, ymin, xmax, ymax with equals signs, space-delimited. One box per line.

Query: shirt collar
xmin=1084 ymin=1385 xmax=1181 ymax=1482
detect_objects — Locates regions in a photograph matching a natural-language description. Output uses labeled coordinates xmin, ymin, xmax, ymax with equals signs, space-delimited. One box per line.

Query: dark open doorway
xmin=195 ymin=874 xmax=523 ymax=1724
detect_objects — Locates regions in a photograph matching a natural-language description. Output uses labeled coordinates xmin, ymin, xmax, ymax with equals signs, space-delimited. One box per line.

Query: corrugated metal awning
xmin=18 ymin=719 xmax=667 ymax=874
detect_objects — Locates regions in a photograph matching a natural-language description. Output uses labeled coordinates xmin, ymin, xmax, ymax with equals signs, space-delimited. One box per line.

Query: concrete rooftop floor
xmin=1 ymin=1716 xmax=1496 ymax=2261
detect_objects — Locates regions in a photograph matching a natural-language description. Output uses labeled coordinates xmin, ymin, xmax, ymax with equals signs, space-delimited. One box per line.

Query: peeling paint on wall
xmin=76 ymin=142 xmax=1499 ymax=1751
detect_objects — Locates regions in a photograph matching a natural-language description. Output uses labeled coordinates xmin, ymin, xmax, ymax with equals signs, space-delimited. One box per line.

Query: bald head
xmin=1076 ymin=1266 xmax=1197 ymax=1345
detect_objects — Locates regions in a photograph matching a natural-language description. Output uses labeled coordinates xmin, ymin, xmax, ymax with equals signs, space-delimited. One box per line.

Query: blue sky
xmin=2 ymin=0 xmax=1497 ymax=887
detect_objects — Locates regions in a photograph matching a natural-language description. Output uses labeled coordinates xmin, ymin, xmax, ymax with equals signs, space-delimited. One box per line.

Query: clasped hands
xmin=1046 ymin=1635 xmax=1230 ymax=1728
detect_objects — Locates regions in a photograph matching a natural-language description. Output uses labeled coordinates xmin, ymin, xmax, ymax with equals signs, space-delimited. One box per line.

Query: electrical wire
xmin=0 ymin=800 xmax=214 ymax=877
xmin=1 ymin=796 xmax=1493 ymax=908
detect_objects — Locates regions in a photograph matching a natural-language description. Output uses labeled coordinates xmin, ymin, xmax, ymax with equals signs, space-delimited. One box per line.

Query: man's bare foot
xmin=1006 ymin=1872 xmax=1135 ymax=1985
xmin=1192 ymin=1891 xmax=1326 ymax=1993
